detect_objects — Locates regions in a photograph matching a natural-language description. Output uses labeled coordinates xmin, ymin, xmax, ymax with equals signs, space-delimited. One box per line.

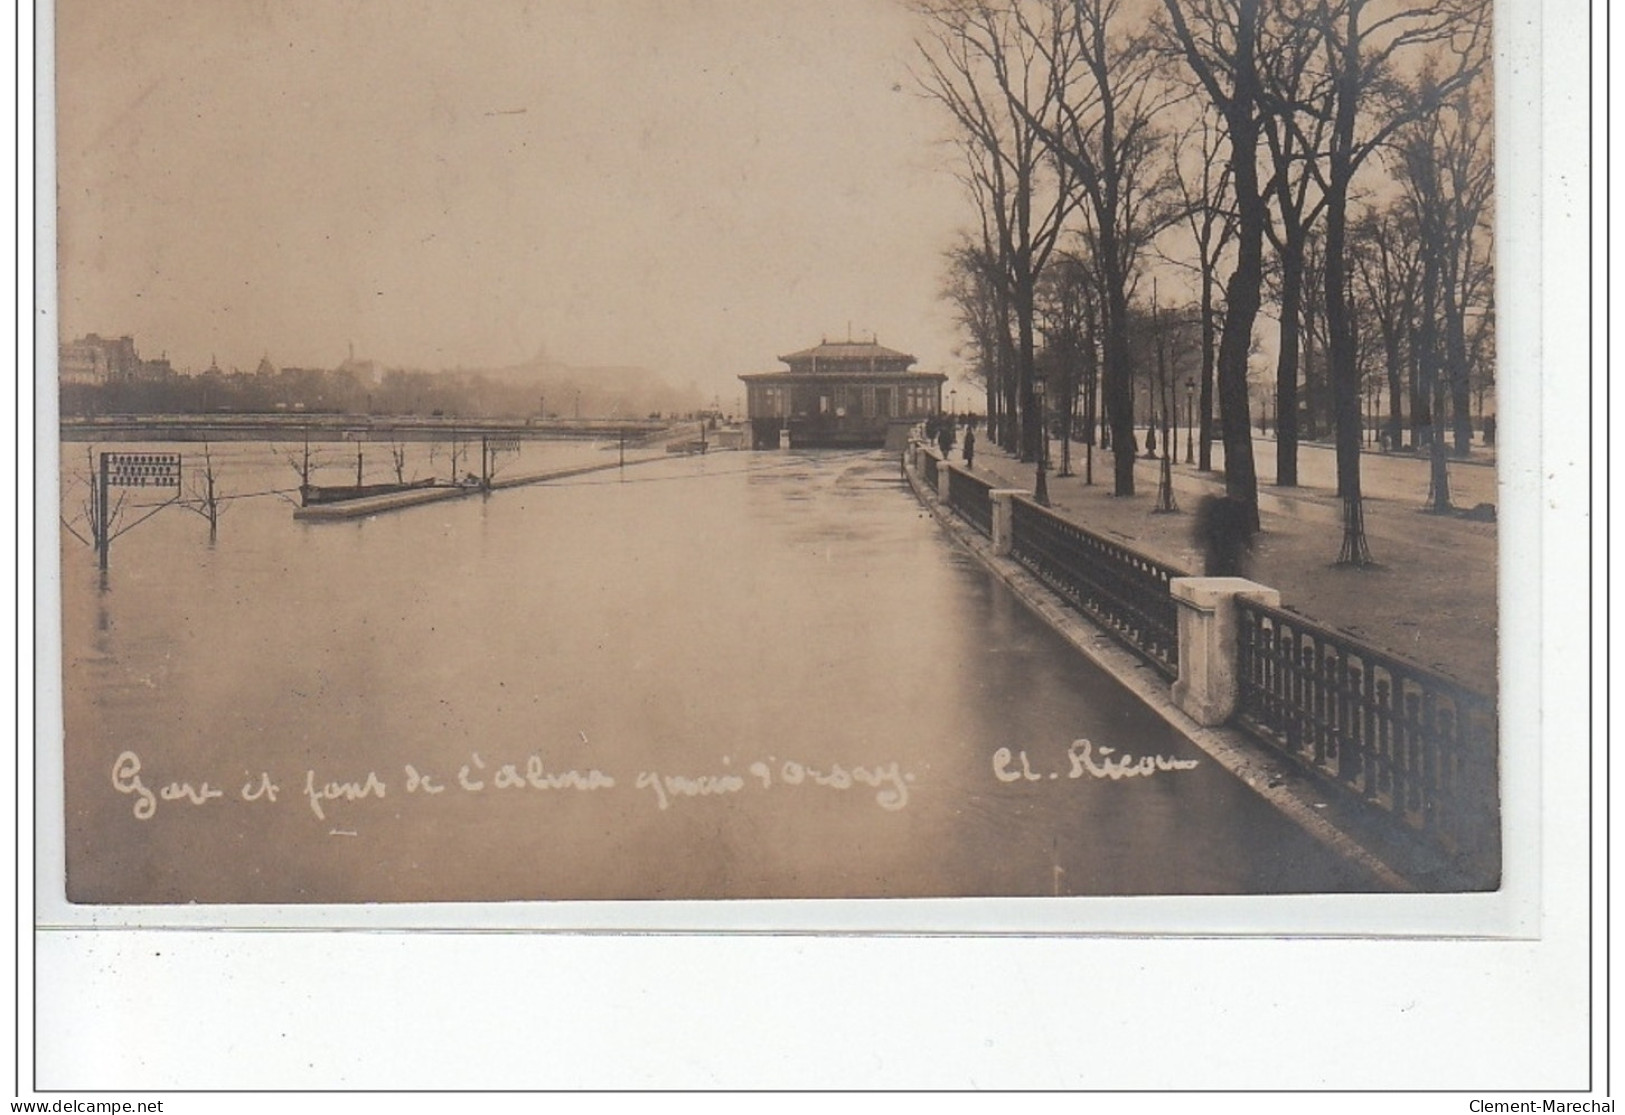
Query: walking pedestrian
xmin=963 ymin=427 xmax=975 ymax=469
xmin=937 ymin=424 xmax=954 ymax=458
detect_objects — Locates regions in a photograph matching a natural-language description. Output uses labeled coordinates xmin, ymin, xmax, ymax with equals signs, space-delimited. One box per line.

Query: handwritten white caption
xmin=992 ymin=740 xmax=1199 ymax=783
xmin=110 ymin=750 xmax=915 ymax=821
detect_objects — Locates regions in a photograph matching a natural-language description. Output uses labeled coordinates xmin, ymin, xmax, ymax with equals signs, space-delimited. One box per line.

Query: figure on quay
xmin=1193 ymin=495 xmax=1256 ymax=577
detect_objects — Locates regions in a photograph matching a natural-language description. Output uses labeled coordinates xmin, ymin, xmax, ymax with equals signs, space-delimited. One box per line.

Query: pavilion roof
xmin=778 ymin=340 xmax=916 ymax=365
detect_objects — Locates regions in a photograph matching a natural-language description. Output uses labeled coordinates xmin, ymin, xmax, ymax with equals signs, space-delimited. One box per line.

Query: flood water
xmin=58 ymin=440 xmax=1382 ymax=902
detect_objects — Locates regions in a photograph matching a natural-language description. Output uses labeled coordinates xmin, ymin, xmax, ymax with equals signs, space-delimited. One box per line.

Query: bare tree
xmin=1159 ymin=0 xmax=1269 ymax=527
xmin=1161 ymin=106 xmax=1236 ymax=472
xmin=1431 ymin=77 xmax=1495 ymax=456
xmin=915 ymin=0 xmax=1080 ymax=460
xmin=1035 ymin=248 xmax=1097 ymax=478
xmin=60 ymin=445 xmax=116 ymax=551
xmin=941 ymin=234 xmax=1011 ymax=433
xmin=1257 ymin=1 xmax=1334 ymax=486
xmin=1010 ymin=0 xmax=1179 ymax=497
xmin=1304 ymin=0 xmax=1489 ymax=562
xmin=1394 ymin=71 xmax=1492 ymax=511
xmin=1295 ymin=226 xmax=1329 ymax=447
xmin=1351 ymin=202 xmax=1420 ymax=451
xmin=181 ymin=441 xmax=226 ymax=542
xmin=280 ymin=427 xmax=327 ymax=506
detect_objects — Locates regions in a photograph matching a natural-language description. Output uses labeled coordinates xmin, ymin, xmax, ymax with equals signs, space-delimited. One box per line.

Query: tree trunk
xmin=1407 ymin=323 xmax=1428 ymax=450
xmin=984 ymin=351 xmax=998 ymax=441
xmin=1060 ymin=352 xmax=1075 ymax=477
xmin=1274 ymin=244 xmax=1303 ymax=486
xmin=1215 ymin=55 xmax=1263 ymax=529
xmin=1383 ymin=329 xmax=1404 ymax=447
xmin=1325 ymin=22 xmax=1370 ymax=563
xmin=1198 ymin=270 xmax=1216 ymax=471
xmin=1444 ymin=278 xmax=1474 ymax=455
xmin=1416 ymin=229 xmax=1450 ymax=508
xmin=1302 ymin=307 xmax=1320 ymax=442
xmin=999 ymin=305 xmax=1019 ymax=453
xmin=1014 ymin=269 xmax=1040 ymax=462
xmin=1429 ymin=362 xmax=1452 ymax=508
xmin=1104 ymin=279 xmax=1137 ymax=496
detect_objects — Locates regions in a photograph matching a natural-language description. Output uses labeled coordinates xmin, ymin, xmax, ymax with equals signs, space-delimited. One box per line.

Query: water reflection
xmin=59 ymin=442 xmax=1381 ymax=902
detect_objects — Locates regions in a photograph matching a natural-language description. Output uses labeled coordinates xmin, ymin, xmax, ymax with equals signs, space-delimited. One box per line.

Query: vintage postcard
xmin=28 ymin=0 xmax=1604 ymax=1098
xmin=45 ymin=0 xmax=1523 ymax=924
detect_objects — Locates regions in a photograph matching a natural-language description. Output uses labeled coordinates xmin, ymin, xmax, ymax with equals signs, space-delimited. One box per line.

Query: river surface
xmin=58 ymin=440 xmax=1382 ymax=902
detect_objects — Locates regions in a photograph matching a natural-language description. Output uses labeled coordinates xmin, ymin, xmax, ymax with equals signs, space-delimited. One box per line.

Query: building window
xmin=753 ymin=385 xmax=785 ymax=418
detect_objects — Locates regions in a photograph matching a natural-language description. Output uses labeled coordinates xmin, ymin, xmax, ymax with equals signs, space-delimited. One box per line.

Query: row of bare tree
xmin=916 ymin=0 xmax=1493 ymax=561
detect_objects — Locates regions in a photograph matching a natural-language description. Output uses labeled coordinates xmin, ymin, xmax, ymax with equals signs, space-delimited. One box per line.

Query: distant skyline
xmin=53 ymin=0 xmax=977 ymax=403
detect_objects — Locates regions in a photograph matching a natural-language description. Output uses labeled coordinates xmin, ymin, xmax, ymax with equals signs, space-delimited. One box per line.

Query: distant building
xmin=739 ymin=338 xmax=946 ymax=449
xmin=59 ymin=333 xmax=174 ymax=386
xmin=59 ymin=333 xmax=141 ymax=386
xmin=139 ymin=356 xmax=173 ymax=380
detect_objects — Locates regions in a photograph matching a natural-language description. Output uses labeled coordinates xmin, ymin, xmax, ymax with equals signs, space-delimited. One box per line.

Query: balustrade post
xmin=988 ymin=490 xmax=1027 ymax=556
xmin=937 ymin=459 xmax=954 ymax=502
xmin=1169 ymin=578 xmax=1281 ymax=727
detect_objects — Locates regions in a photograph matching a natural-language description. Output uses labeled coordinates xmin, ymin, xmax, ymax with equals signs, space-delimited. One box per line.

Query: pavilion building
xmin=739 ymin=338 xmax=946 ymax=450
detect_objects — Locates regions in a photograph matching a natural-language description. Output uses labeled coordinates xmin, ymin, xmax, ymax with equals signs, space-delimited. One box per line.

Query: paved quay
xmin=942 ymin=429 xmax=1498 ymax=696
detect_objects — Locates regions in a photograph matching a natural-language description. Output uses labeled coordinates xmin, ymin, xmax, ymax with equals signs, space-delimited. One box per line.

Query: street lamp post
xmin=1033 ymin=378 xmax=1049 ymax=507
xmin=950 ymin=388 xmax=958 ymax=416
xmin=1184 ymin=377 xmax=1194 ymax=464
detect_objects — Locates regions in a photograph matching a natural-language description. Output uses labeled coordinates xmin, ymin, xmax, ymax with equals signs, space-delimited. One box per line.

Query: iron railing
xmin=946 ymin=466 xmax=993 ymax=537
xmin=1009 ymin=498 xmax=1184 ymax=678
xmin=1235 ymin=597 xmax=1500 ymax=875
xmin=921 ymin=449 xmax=940 ymax=491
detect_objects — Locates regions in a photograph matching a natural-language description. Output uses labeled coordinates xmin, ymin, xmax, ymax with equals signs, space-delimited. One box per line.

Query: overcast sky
xmin=53 ymin=0 xmax=974 ymax=402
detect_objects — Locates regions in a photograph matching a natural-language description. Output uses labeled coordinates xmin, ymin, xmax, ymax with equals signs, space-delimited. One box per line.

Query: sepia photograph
xmin=50 ymin=0 xmax=1508 ymax=912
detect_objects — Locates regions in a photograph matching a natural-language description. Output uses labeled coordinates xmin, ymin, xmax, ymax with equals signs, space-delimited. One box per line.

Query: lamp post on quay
xmin=1033 ymin=377 xmax=1049 ymax=507
xmin=951 ymin=387 xmax=958 ymax=417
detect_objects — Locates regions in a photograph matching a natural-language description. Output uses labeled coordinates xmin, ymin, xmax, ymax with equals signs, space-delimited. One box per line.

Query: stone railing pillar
xmin=937 ymin=458 xmax=954 ymax=501
xmin=988 ymin=490 xmax=1027 ymax=556
xmin=1170 ymin=577 xmax=1281 ymax=727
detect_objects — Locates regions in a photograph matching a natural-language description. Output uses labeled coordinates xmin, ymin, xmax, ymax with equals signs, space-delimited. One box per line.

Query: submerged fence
xmin=1234 ymin=597 xmax=1500 ymax=870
